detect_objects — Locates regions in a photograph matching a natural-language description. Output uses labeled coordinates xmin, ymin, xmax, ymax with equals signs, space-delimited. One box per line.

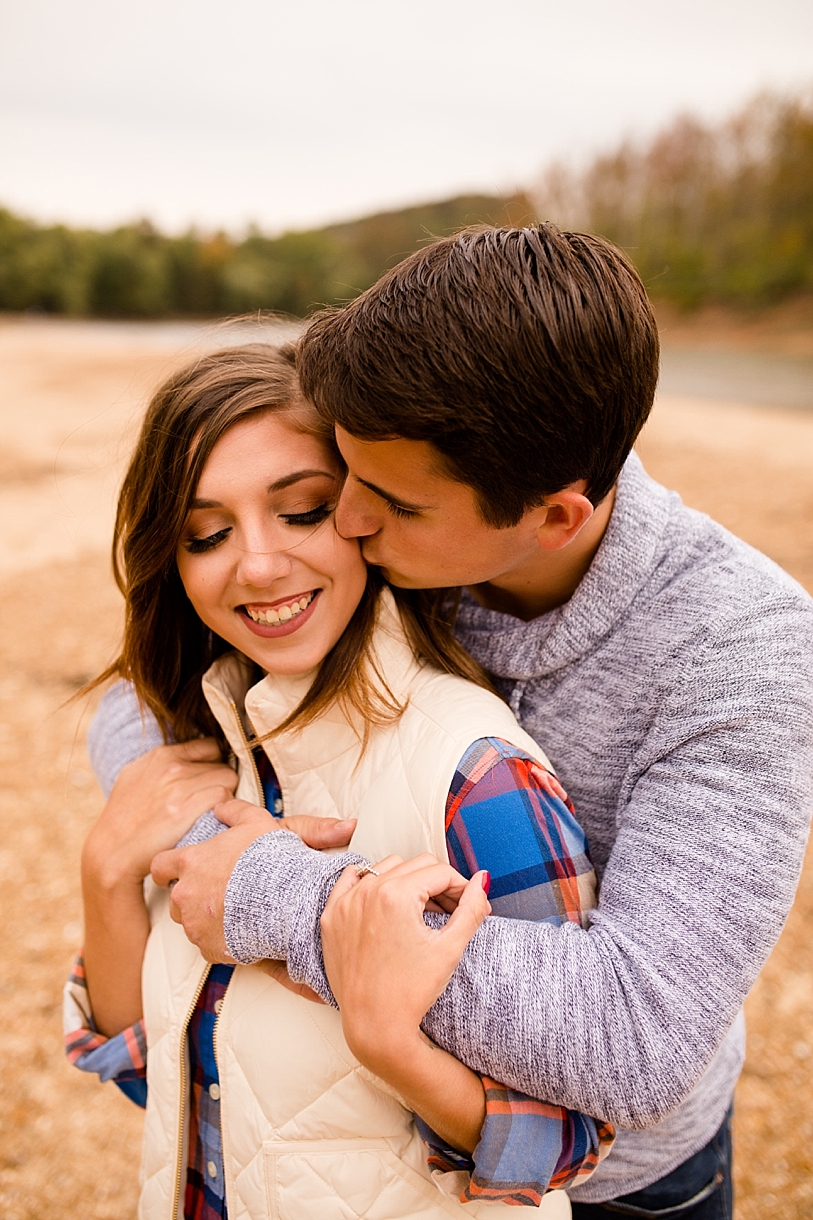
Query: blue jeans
xmin=570 ymin=1109 xmax=733 ymax=1219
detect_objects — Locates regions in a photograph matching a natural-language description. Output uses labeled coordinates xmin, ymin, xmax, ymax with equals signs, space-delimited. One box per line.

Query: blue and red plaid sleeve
xmin=63 ymin=953 xmax=148 ymax=1108
xmin=421 ymin=737 xmax=614 ymax=1205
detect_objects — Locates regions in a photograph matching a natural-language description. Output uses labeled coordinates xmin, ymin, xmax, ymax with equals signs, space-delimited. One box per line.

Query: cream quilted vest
xmin=139 ymin=591 xmax=571 ymax=1220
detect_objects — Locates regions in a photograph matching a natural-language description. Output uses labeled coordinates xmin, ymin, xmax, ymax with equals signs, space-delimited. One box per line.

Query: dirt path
xmin=0 ymin=319 xmax=811 ymax=1219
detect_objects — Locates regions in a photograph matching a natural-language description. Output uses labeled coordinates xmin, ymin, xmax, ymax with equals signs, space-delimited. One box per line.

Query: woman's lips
xmin=245 ymin=589 xmax=317 ymax=624
xmin=238 ymin=589 xmax=321 ymax=638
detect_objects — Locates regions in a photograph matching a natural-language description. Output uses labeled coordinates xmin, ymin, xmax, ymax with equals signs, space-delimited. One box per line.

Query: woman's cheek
xmin=331 ymin=530 xmax=367 ymax=576
xmin=340 ymin=546 xmax=369 ymax=610
xmin=177 ymin=556 xmax=220 ymax=625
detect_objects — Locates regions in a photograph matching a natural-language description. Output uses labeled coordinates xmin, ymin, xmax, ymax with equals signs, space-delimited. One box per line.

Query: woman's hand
xmin=321 ymin=855 xmax=492 ymax=1154
xmin=82 ymin=738 xmax=238 ymax=891
xmin=321 ymin=854 xmax=490 ymax=1067
xmin=80 ymin=738 xmax=238 ymax=1037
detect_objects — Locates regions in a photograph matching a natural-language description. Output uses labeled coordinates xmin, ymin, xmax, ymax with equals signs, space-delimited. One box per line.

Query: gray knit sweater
xmin=88 ymin=453 xmax=813 ymax=1203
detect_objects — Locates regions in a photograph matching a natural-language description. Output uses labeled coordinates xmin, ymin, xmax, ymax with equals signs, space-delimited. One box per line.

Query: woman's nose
xmin=234 ymin=542 xmax=293 ymax=587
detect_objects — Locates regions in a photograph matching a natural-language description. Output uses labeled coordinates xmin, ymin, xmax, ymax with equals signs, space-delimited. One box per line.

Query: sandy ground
xmin=0 ymin=315 xmax=811 ymax=1219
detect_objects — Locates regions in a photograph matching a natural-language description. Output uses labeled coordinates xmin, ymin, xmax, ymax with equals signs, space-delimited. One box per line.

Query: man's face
xmin=334 ymin=427 xmax=547 ymax=588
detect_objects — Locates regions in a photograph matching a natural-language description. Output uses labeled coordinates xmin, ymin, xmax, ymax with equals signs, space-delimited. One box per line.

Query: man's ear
xmin=533 ymin=487 xmax=595 ymax=552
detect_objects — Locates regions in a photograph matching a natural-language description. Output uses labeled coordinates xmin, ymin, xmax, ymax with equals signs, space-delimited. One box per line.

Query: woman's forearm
xmin=81 ymin=848 xmax=150 ymax=1036
xmin=320 ymin=860 xmax=491 ymax=1154
xmin=352 ymin=1029 xmax=485 ymax=1155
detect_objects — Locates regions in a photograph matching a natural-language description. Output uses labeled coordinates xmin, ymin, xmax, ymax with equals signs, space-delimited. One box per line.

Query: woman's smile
xmin=240 ymin=588 xmax=321 ymax=635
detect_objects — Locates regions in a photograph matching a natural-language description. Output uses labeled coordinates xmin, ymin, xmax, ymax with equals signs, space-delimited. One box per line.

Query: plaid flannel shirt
xmin=65 ymin=737 xmax=613 ymax=1213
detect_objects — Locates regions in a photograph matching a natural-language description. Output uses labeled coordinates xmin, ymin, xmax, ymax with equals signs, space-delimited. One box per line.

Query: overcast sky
xmin=1 ymin=0 xmax=812 ymax=235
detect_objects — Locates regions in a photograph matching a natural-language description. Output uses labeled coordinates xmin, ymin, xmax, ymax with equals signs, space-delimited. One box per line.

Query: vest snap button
xmin=214 ymin=998 xmax=224 ymax=1015
xmin=209 ymin=1083 xmax=221 ymax=1100
xmin=207 ymin=1161 xmax=217 ymax=1179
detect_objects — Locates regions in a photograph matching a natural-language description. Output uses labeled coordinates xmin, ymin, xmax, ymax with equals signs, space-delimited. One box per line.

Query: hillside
xmin=0 ymin=193 xmax=534 ymax=320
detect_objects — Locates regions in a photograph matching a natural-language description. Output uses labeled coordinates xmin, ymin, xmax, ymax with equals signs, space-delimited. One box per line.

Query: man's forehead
xmin=334 ymin=427 xmax=452 ymax=492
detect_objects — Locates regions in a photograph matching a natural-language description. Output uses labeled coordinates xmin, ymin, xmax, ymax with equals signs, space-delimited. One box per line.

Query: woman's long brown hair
xmin=91 ymin=342 xmax=493 ymax=750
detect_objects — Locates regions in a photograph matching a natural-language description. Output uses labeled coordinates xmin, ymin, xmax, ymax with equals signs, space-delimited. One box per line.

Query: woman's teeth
xmin=245 ymin=593 xmax=315 ymax=625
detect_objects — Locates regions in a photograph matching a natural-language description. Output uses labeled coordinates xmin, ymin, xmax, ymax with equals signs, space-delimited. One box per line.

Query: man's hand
xmin=83 ymin=738 xmax=238 ymax=889
xmin=321 ymin=854 xmax=490 ymax=1073
xmin=150 ymin=798 xmax=357 ymax=962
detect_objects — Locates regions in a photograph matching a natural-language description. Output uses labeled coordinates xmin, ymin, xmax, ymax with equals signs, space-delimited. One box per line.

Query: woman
xmin=65 ymin=343 xmax=612 ymax=1219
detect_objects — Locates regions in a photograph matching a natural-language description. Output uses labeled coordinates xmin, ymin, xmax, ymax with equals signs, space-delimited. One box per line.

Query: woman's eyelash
xmin=386 ymin=502 xmax=417 ymax=520
xmin=184 ymin=528 xmax=230 ymax=554
xmin=183 ymin=504 xmax=332 ymax=552
xmin=281 ymin=504 xmax=333 ymax=527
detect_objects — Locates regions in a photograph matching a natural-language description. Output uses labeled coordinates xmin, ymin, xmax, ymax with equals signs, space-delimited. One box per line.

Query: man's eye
xmin=386 ymin=502 xmax=417 ymax=521
xmin=280 ymin=504 xmax=333 ymax=528
xmin=184 ymin=528 xmax=230 ymax=554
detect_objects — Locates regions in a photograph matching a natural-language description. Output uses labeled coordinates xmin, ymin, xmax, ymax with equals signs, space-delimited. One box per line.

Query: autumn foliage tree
xmin=534 ymin=91 xmax=813 ymax=307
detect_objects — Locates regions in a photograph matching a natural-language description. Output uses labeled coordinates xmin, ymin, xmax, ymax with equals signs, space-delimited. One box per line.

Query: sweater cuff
xmin=223 ymin=829 xmax=367 ymax=1005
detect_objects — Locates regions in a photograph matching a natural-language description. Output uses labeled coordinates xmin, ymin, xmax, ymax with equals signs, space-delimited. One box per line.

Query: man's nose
xmin=335 ymin=480 xmax=380 ymax=540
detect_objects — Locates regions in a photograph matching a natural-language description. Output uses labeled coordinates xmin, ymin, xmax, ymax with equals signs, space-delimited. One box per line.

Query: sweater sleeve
xmin=86 ymin=680 xmax=168 ymax=798
xmin=421 ymin=603 xmax=813 ymax=1127
xmin=226 ymin=602 xmax=813 ymax=1128
xmin=85 ymin=680 xmax=226 ymax=847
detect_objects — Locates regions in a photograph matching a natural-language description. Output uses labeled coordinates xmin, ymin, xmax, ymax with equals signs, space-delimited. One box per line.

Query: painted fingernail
xmin=481 ymin=871 xmax=491 ymax=896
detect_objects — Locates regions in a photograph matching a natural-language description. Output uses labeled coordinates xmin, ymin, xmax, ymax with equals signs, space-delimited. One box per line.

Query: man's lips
xmin=238 ymin=589 xmax=321 ymax=638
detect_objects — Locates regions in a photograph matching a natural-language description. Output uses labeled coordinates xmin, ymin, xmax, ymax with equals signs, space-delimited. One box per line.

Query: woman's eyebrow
xmin=188 ymin=470 xmax=335 ymax=510
xmin=189 ymin=497 xmax=223 ymax=510
xmin=268 ymin=469 xmax=336 ymax=493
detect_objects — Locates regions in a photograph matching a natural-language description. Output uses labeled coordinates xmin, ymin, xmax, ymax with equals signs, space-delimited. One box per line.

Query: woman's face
xmin=176 ymin=410 xmax=368 ymax=677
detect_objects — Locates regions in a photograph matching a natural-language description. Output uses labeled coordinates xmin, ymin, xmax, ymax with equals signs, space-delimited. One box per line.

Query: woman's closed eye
xmin=280 ymin=503 xmax=333 ymax=528
xmin=183 ymin=527 xmax=231 ymax=554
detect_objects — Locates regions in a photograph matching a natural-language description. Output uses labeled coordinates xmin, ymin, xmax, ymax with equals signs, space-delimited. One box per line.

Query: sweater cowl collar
xmin=455 ymin=452 xmax=675 ymax=681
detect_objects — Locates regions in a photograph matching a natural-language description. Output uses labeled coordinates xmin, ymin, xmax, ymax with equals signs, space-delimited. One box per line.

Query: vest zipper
xmin=172 ymin=964 xmax=211 ymax=1220
xmin=229 ymin=700 xmax=263 ymax=805
xmin=167 ymin=697 xmax=268 ymax=1220
xmin=211 ymin=997 xmax=230 ymax=1214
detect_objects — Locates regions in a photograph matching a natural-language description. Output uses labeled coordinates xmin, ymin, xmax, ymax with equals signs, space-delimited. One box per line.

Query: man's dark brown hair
xmin=297 ymin=224 xmax=660 ymax=527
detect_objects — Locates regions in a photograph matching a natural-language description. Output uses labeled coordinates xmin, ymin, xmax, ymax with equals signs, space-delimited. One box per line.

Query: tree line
xmin=0 ymin=194 xmax=533 ymax=320
xmin=534 ymin=91 xmax=813 ymax=307
xmin=1 ymin=89 xmax=810 ymax=318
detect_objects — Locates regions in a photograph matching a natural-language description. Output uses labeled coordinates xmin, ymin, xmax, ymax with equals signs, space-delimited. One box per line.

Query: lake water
xmin=73 ymin=323 xmax=813 ymax=413
xmin=6 ymin=315 xmax=813 ymax=411
xmin=658 ymin=347 xmax=813 ymax=411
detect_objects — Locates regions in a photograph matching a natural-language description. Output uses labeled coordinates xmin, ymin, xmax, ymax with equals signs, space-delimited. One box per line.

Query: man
xmin=129 ymin=226 xmax=813 ymax=1216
